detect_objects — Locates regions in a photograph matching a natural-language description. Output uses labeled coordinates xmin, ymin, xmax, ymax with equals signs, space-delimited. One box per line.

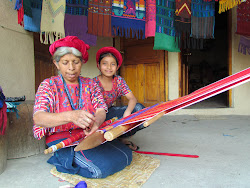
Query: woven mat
xmin=50 ymin=152 xmax=160 ymax=188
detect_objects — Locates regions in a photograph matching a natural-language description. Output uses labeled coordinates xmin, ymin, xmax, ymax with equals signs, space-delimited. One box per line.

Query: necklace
xmin=60 ymin=74 xmax=82 ymax=110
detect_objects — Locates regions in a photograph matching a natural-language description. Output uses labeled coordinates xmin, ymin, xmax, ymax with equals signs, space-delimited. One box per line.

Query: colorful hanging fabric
xmin=23 ymin=0 xmax=32 ymax=17
xmin=238 ymin=36 xmax=250 ymax=55
xmin=23 ymin=0 xmax=42 ymax=32
xmin=219 ymin=0 xmax=243 ymax=13
xmin=191 ymin=0 xmax=215 ymax=39
xmin=111 ymin=0 xmax=146 ymax=39
xmin=0 ymin=87 xmax=7 ymax=135
xmin=175 ymin=0 xmax=192 ymax=49
xmin=65 ymin=0 xmax=97 ymax=46
xmin=153 ymin=0 xmax=180 ymax=52
xmin=40 ymin=0 xmax=66 ymax=44
xmin=236 ymin=0 xmax=250 ymax=36
xmin=145 ymin=0 xmax=156 ymax=38
xmin=88 ymin=0 xmax=112 ymax=37
xmin=15 ymin=0 xmax=24 ymax=26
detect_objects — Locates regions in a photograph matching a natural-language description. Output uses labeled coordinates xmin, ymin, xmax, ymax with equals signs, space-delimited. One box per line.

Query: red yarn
xmin=0 ymin=102 xmax=7 ymax=135
xmin=134 ymin=151 xmax=199 ymax=158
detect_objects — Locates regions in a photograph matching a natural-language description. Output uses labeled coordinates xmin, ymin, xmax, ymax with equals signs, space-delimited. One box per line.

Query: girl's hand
xmin=70 ymin=110 xmax=95 ymax=130
xmin=123 ymin=109 xmax=132 ymax=118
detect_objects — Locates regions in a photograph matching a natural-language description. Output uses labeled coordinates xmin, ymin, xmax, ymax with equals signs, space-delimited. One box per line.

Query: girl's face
xmin=98 ymin=55 xmax=118 ymax=77
xmin=53 ymin=53 xmax=82 ymax=84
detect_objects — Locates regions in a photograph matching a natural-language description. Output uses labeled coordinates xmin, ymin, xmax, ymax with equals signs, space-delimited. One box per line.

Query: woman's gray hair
xmin=52 ymin=47 xmax=83 ymax=63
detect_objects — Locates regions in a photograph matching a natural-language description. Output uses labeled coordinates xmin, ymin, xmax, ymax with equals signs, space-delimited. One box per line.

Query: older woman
xmin=33 ymin=36 xmax=132 ymax=179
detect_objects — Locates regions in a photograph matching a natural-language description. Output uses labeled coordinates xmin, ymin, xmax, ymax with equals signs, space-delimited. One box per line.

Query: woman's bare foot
xmin=119 ymin=138 xmax=139 ymax=151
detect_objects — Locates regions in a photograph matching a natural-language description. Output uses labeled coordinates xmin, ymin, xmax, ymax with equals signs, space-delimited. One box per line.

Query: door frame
xmin=178 ymin=10 xmax=232 ymax=107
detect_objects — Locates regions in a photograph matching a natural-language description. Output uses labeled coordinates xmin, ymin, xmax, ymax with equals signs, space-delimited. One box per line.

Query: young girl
xmin=93 ymin=47 xmax=145 ymax=150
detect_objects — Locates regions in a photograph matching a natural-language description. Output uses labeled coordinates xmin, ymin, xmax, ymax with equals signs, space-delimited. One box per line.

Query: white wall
xmin=168 ymin=8 xmax=250 ymax=115
xmin=0 ymin=1 xmax=35 ymax=100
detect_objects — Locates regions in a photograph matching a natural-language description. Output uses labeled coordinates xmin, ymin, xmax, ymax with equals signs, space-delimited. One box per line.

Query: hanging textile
xmin=153 ymin=0 xmax=180 ymax=52
xmin=40 ymin=0 xmax=66 ymax=44
xmin=111 ymin=0 xmax=146 ymax=39
xmin=0 ymin=87 xmax=7 ymax=135
xmin=88 ymin=0 xmax=112 ymax=37
xmin=236 ymin=0 xmax=250 ymax=36
xmin=175 ymin=0 xmax=192 ymax=49
xmin=219 ymin=0 xmax=243 ymax=13
xmin=23 ymin=0 xmax=32 ymax=17
xmin=145 ymin=0 xmax=156 ymax=38
xmin=15 ymin=0 xmax=24 ymax=26
xmin=65 ymin=0 xmax=97 ymax=46
xmin=238 ymin=36 xmax=250 ymax=55
xmin=23 ymin=0 xmax=42 ymax=32
xmin=191 ymin=0 xmax=215 ymax=39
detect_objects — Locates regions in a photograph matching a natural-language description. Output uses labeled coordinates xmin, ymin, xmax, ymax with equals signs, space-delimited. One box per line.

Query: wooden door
xmin=120 ymin=37 xmax=166 ymax=107
xmin=34 ymin=33 xmax=57 ymax=92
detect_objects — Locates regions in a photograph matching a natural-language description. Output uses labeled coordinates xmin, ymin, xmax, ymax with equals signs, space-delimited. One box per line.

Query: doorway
xmin=180 ymin=8 xmax=231 ymax=109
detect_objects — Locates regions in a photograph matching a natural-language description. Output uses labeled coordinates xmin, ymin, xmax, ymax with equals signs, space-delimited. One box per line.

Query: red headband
xmin=96 ymin=47 xmax=123 ymax=68
xmin=49 ymin=36 xmax=90 ymax=63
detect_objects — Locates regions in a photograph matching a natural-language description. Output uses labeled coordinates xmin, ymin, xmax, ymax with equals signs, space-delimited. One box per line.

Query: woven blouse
xmin=33 ymin=76 xmax=107 ymax=140
xmin=93 ymin=75 xmax=131 ymax=108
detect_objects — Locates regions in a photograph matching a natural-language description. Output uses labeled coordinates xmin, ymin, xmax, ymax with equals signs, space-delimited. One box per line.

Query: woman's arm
xmin=123 ymin=92 xmax=137 ymax=118
xmin=33 ymin=110 xmax=95 ymax=130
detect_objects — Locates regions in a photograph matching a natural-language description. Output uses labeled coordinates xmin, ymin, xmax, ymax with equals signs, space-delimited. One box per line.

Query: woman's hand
xmin=70 ymin=110 xmax=95 ymax=130
xmin=84 ymin=108 xmax=106 ymax=136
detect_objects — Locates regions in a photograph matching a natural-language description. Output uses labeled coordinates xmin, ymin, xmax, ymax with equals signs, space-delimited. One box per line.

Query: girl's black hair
xmin=99 ymin=53 xmax=118 ymax=66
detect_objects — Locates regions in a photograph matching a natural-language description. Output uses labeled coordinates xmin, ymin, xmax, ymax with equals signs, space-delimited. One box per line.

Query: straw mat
xmin=50 ymin=152 xmax=160 ymax=188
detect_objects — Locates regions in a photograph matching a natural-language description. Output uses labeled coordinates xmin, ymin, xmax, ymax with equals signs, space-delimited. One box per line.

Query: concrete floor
xmin=1 ymin=115 xmax=250 ymax=188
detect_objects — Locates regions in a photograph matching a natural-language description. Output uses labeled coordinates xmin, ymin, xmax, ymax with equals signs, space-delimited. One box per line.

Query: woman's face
xmin=98 ymin=55 xmax=118 ymax=77
xmin=54 ymin=53 xmax=82 ymax=84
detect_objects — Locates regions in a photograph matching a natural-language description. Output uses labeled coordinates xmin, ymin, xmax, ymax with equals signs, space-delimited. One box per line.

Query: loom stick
xmin=104 ymin=122 xmax=139 ymax=141
xmin=143 ymin=111 xmax=165 ymax=127
xmin=74 ymin=131 xmax=106 ymax=151
xmin=44 ymin=142 xmax=64 ymax=154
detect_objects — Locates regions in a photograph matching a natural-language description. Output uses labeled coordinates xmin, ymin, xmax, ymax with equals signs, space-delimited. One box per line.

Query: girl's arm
xmin=123 ymin=92 xmax=137 ymax=118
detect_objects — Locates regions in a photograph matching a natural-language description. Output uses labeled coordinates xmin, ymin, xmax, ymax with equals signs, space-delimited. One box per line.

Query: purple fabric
xmin=238 ymin=36 xmax=250 ymax=55
xmin=64 ymin=14 xmax=97 ymax=46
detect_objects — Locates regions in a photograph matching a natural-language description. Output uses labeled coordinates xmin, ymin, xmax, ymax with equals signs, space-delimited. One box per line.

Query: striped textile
xmin=64 ymin=0 xmax=97 ymax=46
xmin=88 ymin=0 xmax=112 ymax=37
xmin=153 ymin=0 xmax=180 ymax=51
xmin=191 ymin=0 xmax=215 ymax=39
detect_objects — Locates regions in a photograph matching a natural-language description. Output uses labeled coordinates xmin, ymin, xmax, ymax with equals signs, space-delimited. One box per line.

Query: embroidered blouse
xmin=93 ymin=75 xmax=131 ymax=108
xmin=33 ymin=76 xmax=107 ymax=140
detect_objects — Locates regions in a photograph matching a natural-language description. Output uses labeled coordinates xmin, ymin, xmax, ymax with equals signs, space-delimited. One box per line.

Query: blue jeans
xmin=47 ymin=139 xmax=132 ymax=178
xmin=105 ymin=103 xmax=146 ymax=137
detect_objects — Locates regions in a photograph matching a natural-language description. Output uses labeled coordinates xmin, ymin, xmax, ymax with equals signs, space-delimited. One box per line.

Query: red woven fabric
xmin=236 ymin=0 xmax=250 ymax=36
xmin=17 ymin=4 xmax=24 ymax=26
xmin=0 ymin=102 xmax=7 ymax=135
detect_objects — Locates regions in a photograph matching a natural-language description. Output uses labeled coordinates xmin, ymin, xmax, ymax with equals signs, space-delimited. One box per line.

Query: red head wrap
xmin=96 ymin=47 xmax=123 ymax=68
xmin=49 ymin=36 xmax=90 ymax=63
